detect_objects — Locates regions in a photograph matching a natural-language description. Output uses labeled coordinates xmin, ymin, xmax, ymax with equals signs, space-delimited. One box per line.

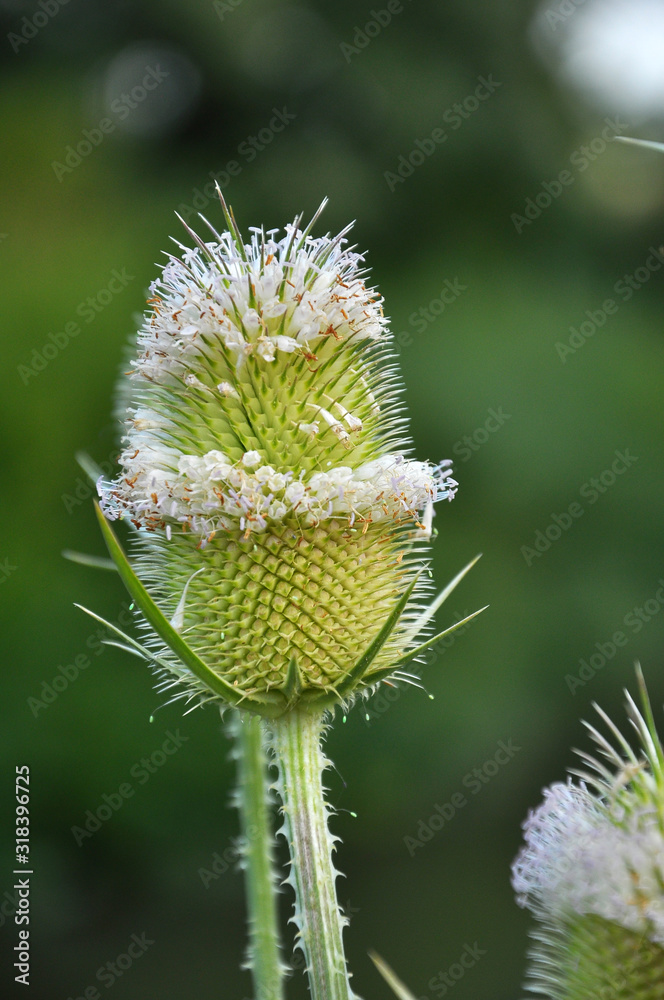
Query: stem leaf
xmin=408 ymin=554 xmax=482 ymax=636
xmin=331 ymin=571 xmax=423 ymax=701
xmin=389 ymin=606 xmax=488 ymax=671
xmin=93 ymin=503 xmax=286 ymax=717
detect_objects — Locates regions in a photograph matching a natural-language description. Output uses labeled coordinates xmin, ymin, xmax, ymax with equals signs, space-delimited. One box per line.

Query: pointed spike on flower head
xmin=215 ymin=183 xmax=249 ymax=261
xmin=512 ymin=668 xmax=664 ymax=998
xmin=96 ymin=195 xmax=459 ymax=716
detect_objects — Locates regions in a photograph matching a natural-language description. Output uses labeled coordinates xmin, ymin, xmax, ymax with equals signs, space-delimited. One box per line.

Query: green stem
xmin=232 ymin=712 xmax=286 ymax=1000
xmin=268 ymin=708 xmax=357 ymax=1000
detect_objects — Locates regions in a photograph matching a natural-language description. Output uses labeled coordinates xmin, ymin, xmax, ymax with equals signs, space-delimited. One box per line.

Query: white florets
xmin=512 ymin=779 xmax=664 ymax=943
xmin=100 ymin=447 xmax=457 ymax=537
xmin=131 ymin=224 xmax=389 ymax=383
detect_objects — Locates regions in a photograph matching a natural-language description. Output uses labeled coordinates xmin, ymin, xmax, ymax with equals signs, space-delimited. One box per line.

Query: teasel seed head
xmin=512 ymin=667 xmax=664 ymax=998
xmin=93 ymin=192 xmax=464 ymax=718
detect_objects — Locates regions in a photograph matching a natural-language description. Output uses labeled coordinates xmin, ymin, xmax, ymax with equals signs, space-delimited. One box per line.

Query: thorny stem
xmin=268 ymin=708 xmax=357 ymax=1000
xmin=231 ymin=712 xmax=286 ymax=1000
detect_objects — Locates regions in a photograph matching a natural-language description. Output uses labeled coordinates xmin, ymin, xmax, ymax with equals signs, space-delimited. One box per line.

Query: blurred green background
xmin=2 ymin=0 xmax=664 ymax=996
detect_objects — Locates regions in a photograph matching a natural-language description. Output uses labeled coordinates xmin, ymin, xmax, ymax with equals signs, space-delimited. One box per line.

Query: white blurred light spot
xmin=102 ymin=43 xmax=201 ymax=138
xmin=532 ymin=0 xmax=664 ymax=117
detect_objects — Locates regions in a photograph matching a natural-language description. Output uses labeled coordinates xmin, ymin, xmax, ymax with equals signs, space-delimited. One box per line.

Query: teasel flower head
xmin=512 ymin=667 xmax=664 ymax=998
xmin=87 ymin=191 xmax=473 ymax=719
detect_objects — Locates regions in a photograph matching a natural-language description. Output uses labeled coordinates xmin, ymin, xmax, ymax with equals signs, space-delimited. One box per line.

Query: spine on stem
xmin=231 ymin=712 xmax=286 ymax=1000
xmin=268 ymin=709 xmax=357 ymax=1000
